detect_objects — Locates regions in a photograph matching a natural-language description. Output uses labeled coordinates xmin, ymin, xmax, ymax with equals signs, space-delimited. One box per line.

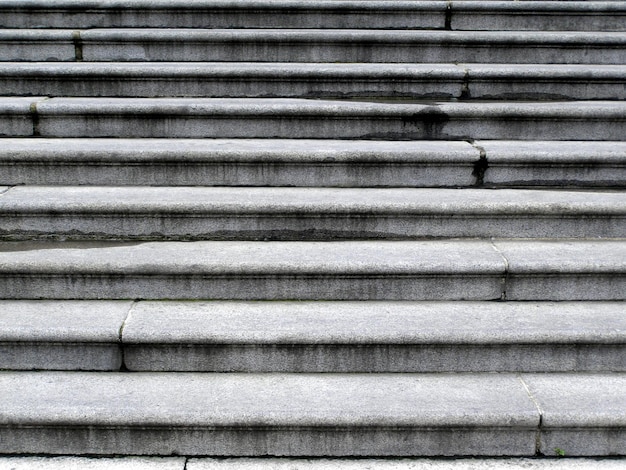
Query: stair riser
xmin=124 ymin=344 xmax=626 ymax=373
xmin=0 ymin=426 xmax=537 ymax=457
xmin=1 ymin=216 xmax=622 ymax=240
xmin=5 ymin=77 xmax=625 ymax=101
xmin=0 ymin=343 xmax=122 ymax=371
xmin=4 ymin=113 xmax=624 ymax=141
xmin=1 ymin=4 xmax=624 ymax=31
xmin=0 ymin=163 xmax=478 ymax=187
xmin=1 ymin=274 xmax=623 ymax=301
xmin=0 ymin=38 xmax=626 ymax=64
xmin=0 ymin=275 xmax=503 ymax=301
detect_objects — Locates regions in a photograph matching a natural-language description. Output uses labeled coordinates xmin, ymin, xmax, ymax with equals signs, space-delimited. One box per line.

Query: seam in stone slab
xmin=444 ymin=0 xmax=452 ymax=30
xmin=468 ymin=140 xmax=487 ymax=187
xmin=518 ymin=375 xmax=545 ymax=456
xmin=489 ymin=240 xmax=508 ymax=300
xmin=119 ymin=300 xmax=140 ymax=371
xmin=29 ymin=97 xmax=49 ymax=137
xmin=72 ymin=30 xmax=83 ymax=62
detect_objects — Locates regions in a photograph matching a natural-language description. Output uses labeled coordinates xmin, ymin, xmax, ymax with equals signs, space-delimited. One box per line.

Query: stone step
xmin=1 ymin=371 xmax=624 ymax=456
xmin=0 ymin=240 xmax=624 ymax=301
xmin=3 ymin=98 xmax=625 ymax=140
xmin=1 ymin=186 xmax=624 ymax=240
xmin=3 ymin=457 xmax=626 ymax=470
xmin=4 ymin=300 xmax=624 ymax=373
xmin=2 ymin=63 xmax=626 ymax=100
xmin=2 ymin=29 xmax=625 ymax=64
xmin=0 ymin=0 xmax=623 ymax=31
xmin=2 ymin=139 xmax=624 ymax=188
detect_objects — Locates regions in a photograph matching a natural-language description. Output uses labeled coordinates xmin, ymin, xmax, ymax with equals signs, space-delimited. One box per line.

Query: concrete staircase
xmin=0 ymin=0 xmax=625 ymax=466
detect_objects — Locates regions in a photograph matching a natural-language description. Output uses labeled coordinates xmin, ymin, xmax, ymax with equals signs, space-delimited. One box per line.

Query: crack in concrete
xmin=518 ymin=374 xmax=545 ymax=456
xmin=119 ymin=300 xmax=140 ymax=371
xmin=489 ymin=239 xmax=509 ymax=300
xmin=469 ymin=140 xmax=488 ymax=187
xmin=72 ymin=30 xmax=83 ymax=62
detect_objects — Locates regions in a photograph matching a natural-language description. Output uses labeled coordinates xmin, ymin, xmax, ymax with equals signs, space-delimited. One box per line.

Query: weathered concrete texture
xmin=477 ymin=141 xmax=626 ymax=188
xmin=462 ymin=64 xmax=626 ymax=101
xmin=1 ymin=186 xmax=623 ymax=240
xmin=122 ymin=301 xmax=626 ymax=372
xmin=0 ymin=372 xmax=539 ymax=456
xmin=0 ymin=138 xmax=478 ymax=187
xmin=493 ymin=240 xmax=626 ymax=301
xmin=31 ymin=98 xmax=626 ymax=141
xmin=0 ymin=1 xmax=624 ymax=32
xmin=0 ymin=456 xmax=185 ymax=470
xmin=0 ymin=1 xmax=447 ymax=29
xmin=0 ymin=240 xmax=505 ymax=300
xmin=188 ymin=457 xmax=626 ymax=469
xmin=451 ymin=1 xmax=626 ymax=31
xmin=0 ymin=30 xmax=75 ymax=61
xmin=74 ymin=30 xmax=626 ymax=64
xmin=0 ymin=62 xmax=465 ymax=99
xmin=0 ymin=300 xmax=130 ymax=370
xmin=4 ymin=63 xmax=626 ymax=101
xmin=522 ymin=374 xmax=626 ymax=456
xmin=0 ymin=97 xmax=38 ymax=136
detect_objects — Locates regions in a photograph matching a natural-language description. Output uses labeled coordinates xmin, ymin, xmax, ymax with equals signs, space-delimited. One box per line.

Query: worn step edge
xmin=1 ymin=139 xmax=625 ymax=188
xmin=2 ymin=63 xmax=625 ymax=100
xmin=0 ymin=239 xmax=623 ymax=300
xmin=1 ymin=187 xmax=624 ymax=240
xmin=1 ymin=372 xmax=625 ymax=456
xmin=1 ymin=30 xmax=625 ymax=64
xmin=4 ymin=98 xmax=625 ymax=140
xmin=2 ymin=300 xmax=624 ymax=372
xmin=0 ymin=1 xmax=624 ymax=31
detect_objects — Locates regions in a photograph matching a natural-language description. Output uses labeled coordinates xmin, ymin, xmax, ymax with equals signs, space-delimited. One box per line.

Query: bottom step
xmin=1 ymin=372 xmax=624 ymax=456
xmin=1 ymin=457 xmax=626 ymax=470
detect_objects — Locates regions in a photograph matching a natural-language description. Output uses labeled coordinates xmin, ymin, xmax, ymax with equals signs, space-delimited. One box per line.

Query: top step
xmin=0 ymin=1 xmax=623 ymax=31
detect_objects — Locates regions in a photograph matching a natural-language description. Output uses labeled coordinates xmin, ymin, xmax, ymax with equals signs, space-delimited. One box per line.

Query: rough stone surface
xmin=0 ymin=62 xmax=464 ymax=98
xmin=0 ymin=457 xmax=185 ymax=470
xmin=451 ymin=1 xmax=626 ymax=32
xmin=494 ymin=240 xmax=626 ymax=301
xmin=32 ymin=98 xmax=626 ymax=140
xmin=0 ymin=138 xmax=478 ymax=187
xmin=1 ymin=186 xmax=623 ymax=239
xmin=477 ymin=140 xmax=626 ymax=187
xmin=188 ymin=457 xmax=626 ymax=469
xmin=0 ymin=240 xmax=505 ymax=300
xmin=0 ymin=1 xmax=447 ymax=29
xmin=76 ymin=30 xmax=626 ymax=64
xmin=0 ymin=372 xmax=538 ymax=456
xmin=522 ymin=374 xmax=626 ymax=456
xmin=122 ymin=301 xmax=626 ymax=372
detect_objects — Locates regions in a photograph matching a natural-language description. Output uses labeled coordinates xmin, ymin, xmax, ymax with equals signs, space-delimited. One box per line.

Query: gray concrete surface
xmin=0 ymin=1 xmax=447 ymax=29
xmin=0 ymin=240 xmax=506 ymax=300
xmin=122 ymin=301 xmax=626 ymax=372
xmin=188 ymin=457 xmax=626 ymax=469
xmin=30 ymin=98 xmax=626 ymax=140
xmin=0 ymin=1 xmax=623 ymax=31
xmin=0 ymin=138 xmax=478 ymax=187
xmin=478 ymin=140 xmax=626 ymax=187
xmin=522 ymin=374 xmax=626 ymax=456
xmin=493 ymin=240 xmax=626 ymax=300
xmin=0 ymin=457 xmax=185 ymax=470
xmin=3 ymin=63 xmax=625 ymax=100
xmin=0 ymin=300 xmax=130 ymax=370
xmin=0 ymin=371 xmax=539 ymax=455
xmin=1 ymin=186 xmax=623 ymax=239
